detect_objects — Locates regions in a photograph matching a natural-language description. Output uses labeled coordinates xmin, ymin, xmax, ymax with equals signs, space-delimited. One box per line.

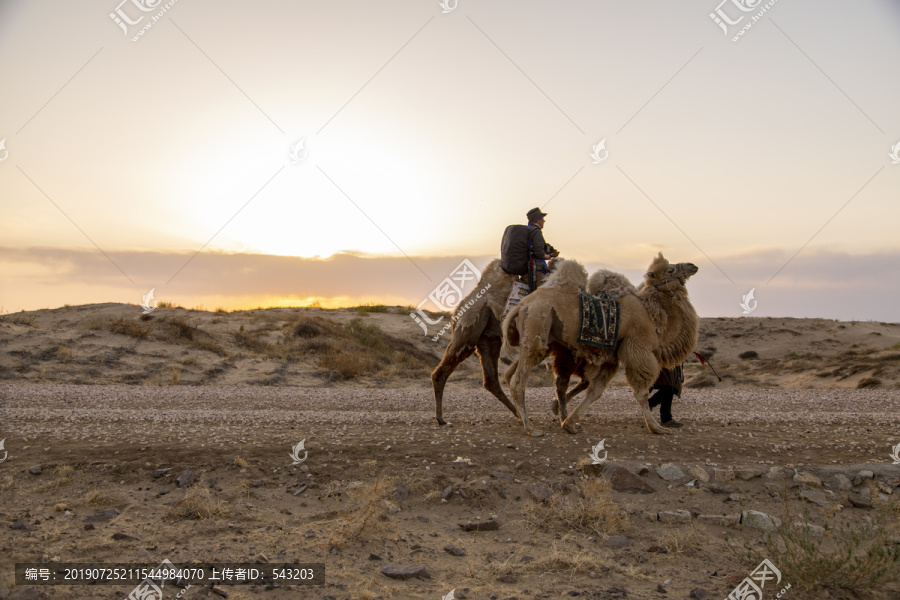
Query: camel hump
xmin=543 ymin=259 xmax=587 ymax=291
xmin=588 ymin=269 xmax=635 ymax=296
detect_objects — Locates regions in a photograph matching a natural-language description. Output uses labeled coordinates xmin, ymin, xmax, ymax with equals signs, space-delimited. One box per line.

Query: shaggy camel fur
xmin=503 ymin=253 xmax=699 ymax=437
xmin=430 ymin=259 xmax=523 ymax=426
xmin=431 ymin=259 xmax=580 ymax=427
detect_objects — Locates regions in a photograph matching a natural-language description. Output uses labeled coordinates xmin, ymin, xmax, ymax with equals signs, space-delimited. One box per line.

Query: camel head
xmin=644 ymin=252 xmax=698 ymax=291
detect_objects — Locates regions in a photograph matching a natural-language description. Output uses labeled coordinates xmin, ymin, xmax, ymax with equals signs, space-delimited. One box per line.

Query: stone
xmin=657 ymin=583 xmax=668 ymax=594
xmin=459 ymin=520 xmax=500 ymax=532
xmin=734 ymin=468 xmax=764 ymax=481
xmin=111 ymin=532 xmax=138 ymax=541
xmin=713 ymin=468 xmax=735 ymax=482
xmin=704 ymin=483 xmax=735 ymax=494
xmin=799 ymin=489 xmax=828 ymax=507
xmin=380 ymin=565 xmax=431 ymax=580
xmin=601 ymin=535 xmax=632 ymax=548
xmin=441 ymin=486 xmax=454 ymax=500
xmin=848 ymin=491 xmax=873 ymax=509
xmin=689 ymin=588 xmax=708 ymax=599
xmin=211 ymin=587 xmax=229 ymax=598
xmin=645 ymin=545 xmax=668 ymax=553
xmin=793 ymin=471 xmax=821 ymax=487
xmin=658 ymin=510 xmax=692 ymax=524
xmin=27 ymin=465 xmax=42 ymax=475
xmin=765 ymin=467 xmax=791 ymax=480
xmin=687 ymin=465 xmax=711 ymax=483
xmin=793 ymin=522 xmax=824 ymax=537
xmin=529 ymin=485 xmax=553 ymax=502
xmin=697 ymin=514 xmax=741 ymax=527
xmin=368 ymin=554 xmax=382 ymax=561
xmin=491 ymin=470 xmax=513 ymax=482
xmin=831 ymin=474 xmax=852 ymax=491
xmin=393 ymin=483 xmax=409 ymax=503
xmin=742 ymin=510 xmax=780 ymax=532
xmin=603 ymin=465 xmax=656 ymax=494
xmin=857 ymin=470 xmax=875 ymax=480
xmin=152 ymin=468 xmax=172 ymax=478
xmin=10 ymin=521 xmax=35 ymax=531
xmin=656 ymin=464 xmax=685 ymax=481
xmin=381 ymin=500 xmax=400 ymax=514
xmin=497 ymin=573 xmax=517 ymax=584
xmin=175 ymin=470 xmax=194 ymax=488
xmin=443 ymin=544 xmax=466 ymax=556
xmin=84 ymin=508 xmax=119 ymax=524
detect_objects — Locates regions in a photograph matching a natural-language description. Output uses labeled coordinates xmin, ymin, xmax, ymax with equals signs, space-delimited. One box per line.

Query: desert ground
xmin=1 ymin=305 xmax=900 ymax=600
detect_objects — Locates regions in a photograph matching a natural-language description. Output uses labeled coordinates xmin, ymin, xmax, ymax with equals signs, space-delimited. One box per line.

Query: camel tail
xmin=501 ymin=304 xmax=522 ymax=358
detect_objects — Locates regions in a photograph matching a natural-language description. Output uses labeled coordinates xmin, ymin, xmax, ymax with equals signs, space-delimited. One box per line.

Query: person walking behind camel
xmin=649 ymin=364 xmax=684 ymax=428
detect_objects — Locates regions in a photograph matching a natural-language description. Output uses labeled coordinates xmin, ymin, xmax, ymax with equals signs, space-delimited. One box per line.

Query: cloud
xmin=1 ymin=247 xmax=898 ymax=321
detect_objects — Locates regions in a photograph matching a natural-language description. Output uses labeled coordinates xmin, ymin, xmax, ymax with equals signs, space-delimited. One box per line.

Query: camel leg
xmin=551 ymin=351 xmax=573 ymax=417
xmin=431 ymin=340 xmax=477 ymax=427
xmin=564 ymin=379 xmax=590 ymax=407
xmin=623 ymin=351 xmax=670 ymax=435
xmin=502 ymin=360 xmax=517 ymax=390
xmin=476 ymin=337 xmax=518 ymax=418
xmin=509 ymin=350 xmax=548 ymax=437
xmin=561 ymin=362 xmax=617 ymax=434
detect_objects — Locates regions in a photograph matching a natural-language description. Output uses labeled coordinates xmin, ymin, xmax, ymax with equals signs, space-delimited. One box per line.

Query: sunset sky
xmin=1 ymin=0 xmax=899 ymax=320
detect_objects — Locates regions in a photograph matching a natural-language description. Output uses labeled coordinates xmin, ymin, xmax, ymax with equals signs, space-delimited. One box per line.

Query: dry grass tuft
xmin=523 ymin=478 xmax=628 ymax=536
xmin=234 ymin=457 xmax=250 ymax=467
xmin=164 ymin=487 xmax=231 ymax=521
xmin=656 ymin=523 xmax=707 ymax=555
xmin=37 ymin=466 xmax=74 ymax=492
xmin=84 ymin=489 xmax=129 ymax=509
xmin=328 ymin=475 xmax=394 ymax=548
xmin=108 ymin=316 xmax=152 ymax=338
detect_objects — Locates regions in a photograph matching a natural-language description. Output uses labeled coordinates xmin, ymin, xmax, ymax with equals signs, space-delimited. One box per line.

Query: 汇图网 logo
xmin=740 ymin=288 xmax=757 ymax=314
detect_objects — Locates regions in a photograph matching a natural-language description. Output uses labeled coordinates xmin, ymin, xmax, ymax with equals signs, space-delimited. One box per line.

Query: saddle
xmin=577 ymin=291 xmax=620 ymax=348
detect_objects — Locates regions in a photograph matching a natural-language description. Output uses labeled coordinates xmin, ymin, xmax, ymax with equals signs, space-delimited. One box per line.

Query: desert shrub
xmin=155 ymin=317 xmax=225 ymax=355
xmin=164 ymin=487 xmax=230 ymax=521
xmin=346 ymin=318 xmax=391 ymax=353
xmin=233 ymin=329 xmax=269 ymax=353
xmin=739 ymin=350 xmax=759 ymax=360
xmin=728 ymin=499 xmax=900 ymax=593
xmin=157 ymin=300 xmax=178 ymax=308
xmin=857 ymin=376 xmax=881 ymax=389
xmin=522 ymin=478 xmax=627 ymax=536
xmin=328 ymin=476 xmax=393 ymax=548
xmin=293 ymin=317 xmax=324 ymax=339
xmin=108 ymin=316 xmax=152 ymax=338
xmin=354 ymin=304 xmax=390 ymax=315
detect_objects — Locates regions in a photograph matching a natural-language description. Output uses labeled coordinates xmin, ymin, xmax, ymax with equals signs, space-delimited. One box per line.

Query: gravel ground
xmin=2 ymin=384 xmax=899 ymax=600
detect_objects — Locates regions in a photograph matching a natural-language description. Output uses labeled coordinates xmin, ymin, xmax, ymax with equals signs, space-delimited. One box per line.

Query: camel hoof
xmin=440 ymin=421 xmax=453 ymax=428
xmin=526 ymin=429 xmax=545 ymax=437
xmin=563 ymin=423 xmax=581 ymax=434
xmin=651 ymin=426 xmax=672 ymax=435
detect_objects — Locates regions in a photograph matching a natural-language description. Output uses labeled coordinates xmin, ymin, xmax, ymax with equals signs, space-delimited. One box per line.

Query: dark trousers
xmin=649 ymin=386 xmax=675 ymax=422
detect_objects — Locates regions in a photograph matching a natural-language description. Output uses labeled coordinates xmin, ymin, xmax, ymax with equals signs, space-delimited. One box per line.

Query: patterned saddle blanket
xmin=577 ymin=291 xmax=620 ymax=348
xmin=500 ymin=280 xmax=531 ymax=321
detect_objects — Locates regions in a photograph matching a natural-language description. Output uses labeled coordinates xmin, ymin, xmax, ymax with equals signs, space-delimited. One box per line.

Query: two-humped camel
xmin=431 ymin=259 xmax=584 ymax=427
xmin=502 ymin=253 xmax=699 ymax=437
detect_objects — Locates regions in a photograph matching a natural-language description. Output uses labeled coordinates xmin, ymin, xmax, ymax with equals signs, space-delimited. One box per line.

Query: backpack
xmin=500 ymin=224 xmax=531 ymax=276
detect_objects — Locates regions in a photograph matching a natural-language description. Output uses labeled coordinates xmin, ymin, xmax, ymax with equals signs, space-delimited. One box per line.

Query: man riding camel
xmin=500 ymin=207 xmax=560 ymax=289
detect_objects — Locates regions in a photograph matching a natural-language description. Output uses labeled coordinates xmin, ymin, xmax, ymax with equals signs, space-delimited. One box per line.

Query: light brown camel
xmin=430 ymin=259 xmax=524 ymax=427
xmin=503 ymin=253 xmax=699 ymax=436
xmin=430 ymin=259 xmax=582 ymax=427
